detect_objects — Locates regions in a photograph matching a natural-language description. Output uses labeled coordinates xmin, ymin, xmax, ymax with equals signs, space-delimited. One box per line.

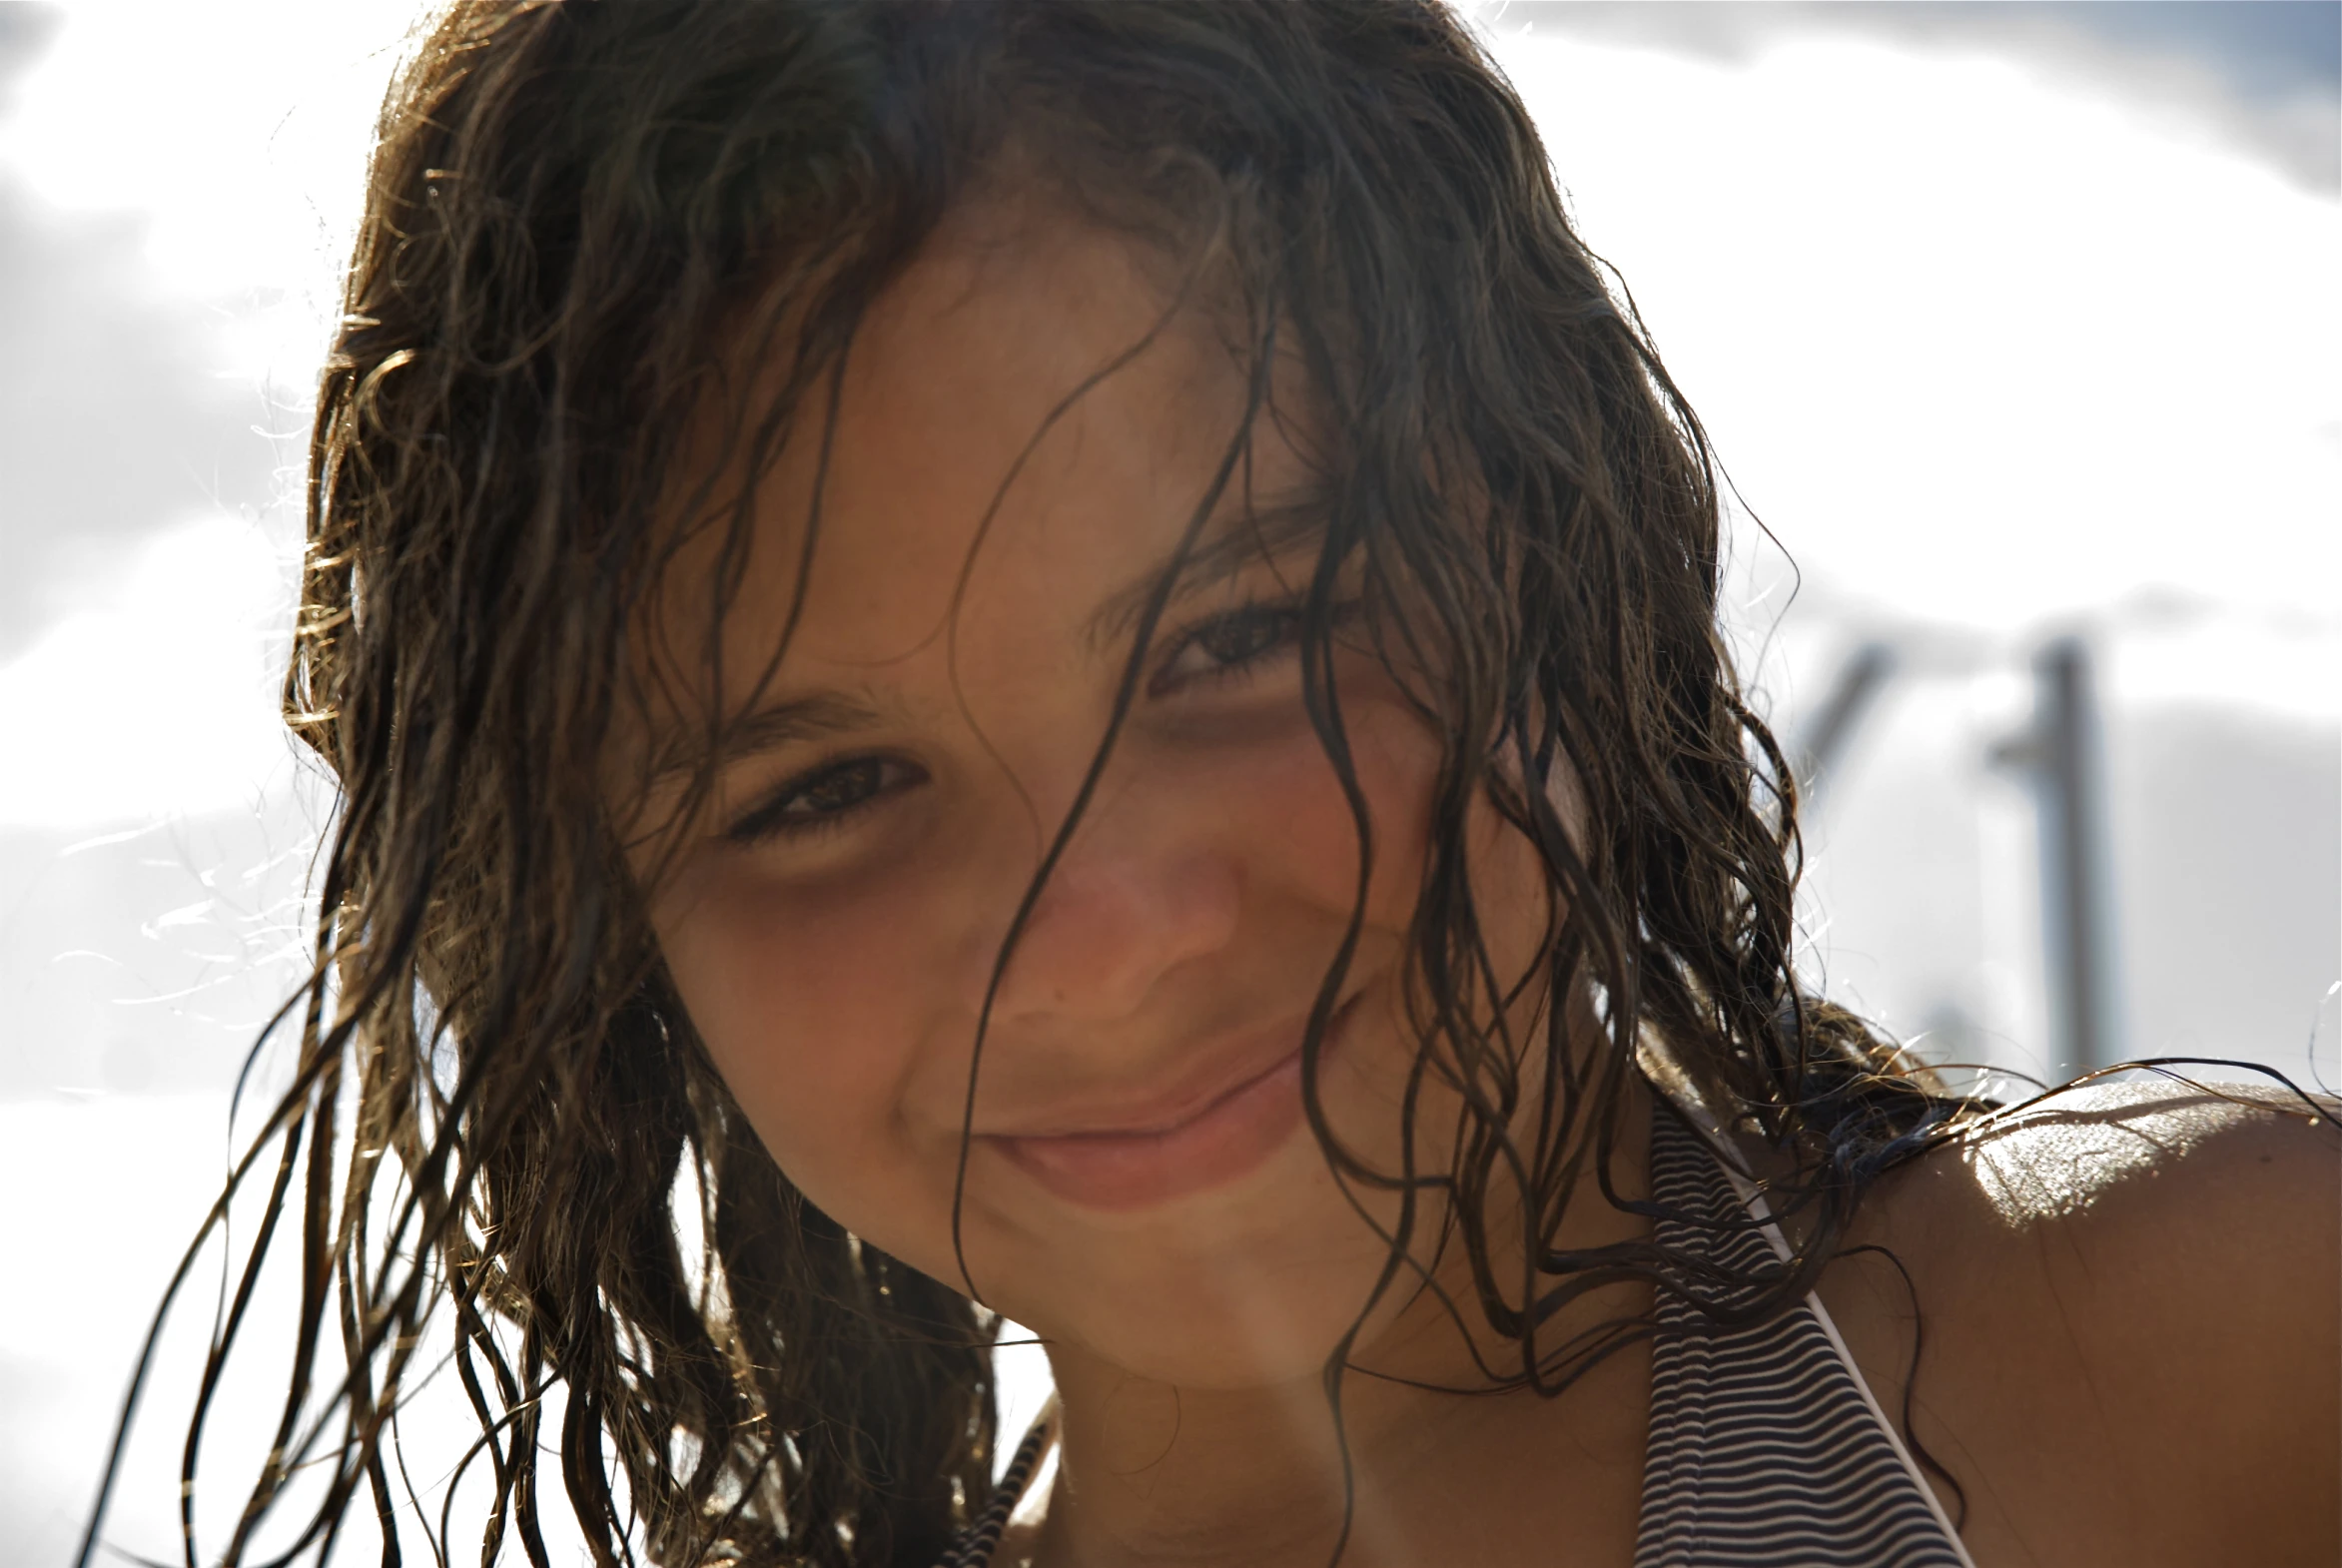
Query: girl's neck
xmin=1024 ymin=1077 xmax=1656 ymax=1568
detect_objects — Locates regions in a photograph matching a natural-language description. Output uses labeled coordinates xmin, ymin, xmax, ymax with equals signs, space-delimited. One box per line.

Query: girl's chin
xmin=965 ymin=1182 xmax=1422 ymax=1390
xmin=1036 ymin=1292 xmax=1367 ymax=1392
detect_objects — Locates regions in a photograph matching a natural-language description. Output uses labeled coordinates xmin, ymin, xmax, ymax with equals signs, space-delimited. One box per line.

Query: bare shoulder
xmin=1951 ymin=1074 xmax=2330 ymax=1204
xmin=1877 ymin=1076 xmax=2338 ymax=1264
xmin=1819 ymin=1077 xmax=2341 ymax=1568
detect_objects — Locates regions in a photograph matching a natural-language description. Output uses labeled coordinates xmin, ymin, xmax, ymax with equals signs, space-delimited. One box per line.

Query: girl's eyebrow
xmin=646 ymin=691 xmax=886 ymax=788
xmin=1081 ymin=485 xmax=1334 ymax=656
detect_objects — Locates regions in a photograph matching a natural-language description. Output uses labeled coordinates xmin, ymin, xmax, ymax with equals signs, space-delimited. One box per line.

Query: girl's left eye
xmin=725 ymin=755 xmax=924 ymax=845
xmin=1151 ymin=603 xmax=1305 ymax=694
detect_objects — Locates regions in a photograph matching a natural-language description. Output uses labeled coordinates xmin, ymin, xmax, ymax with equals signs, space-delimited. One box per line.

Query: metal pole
xmin=1990 ymin=635 xmax=2122 ymax=1073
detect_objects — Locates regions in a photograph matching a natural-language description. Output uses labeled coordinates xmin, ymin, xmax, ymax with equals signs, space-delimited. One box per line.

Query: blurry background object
xmin=1987 ymin=637 xmax=2122 ymax=1073
xmin=0 ymin=2 xmax=2333 ymax=1563
xmin=1790 ymin=638 xmax=1895 ymax=807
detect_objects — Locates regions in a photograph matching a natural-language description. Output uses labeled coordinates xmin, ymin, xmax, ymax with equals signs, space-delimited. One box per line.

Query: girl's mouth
xmin=986 ymin=996 xmax=1355 ymax=1212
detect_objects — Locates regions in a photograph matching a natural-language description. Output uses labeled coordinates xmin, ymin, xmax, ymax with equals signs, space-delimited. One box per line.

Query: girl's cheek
xmin=654 ymin=854 xmax=961 ymax=1165
xmin=658 ymin=873 xmax=980 ymax=1283
xmin=1237 ymin=689 xmax=1444 ymax=926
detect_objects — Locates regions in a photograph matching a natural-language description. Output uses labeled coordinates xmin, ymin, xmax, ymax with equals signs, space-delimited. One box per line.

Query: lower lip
xmin=990 ymin=1007 xmax=1346 ymax=1212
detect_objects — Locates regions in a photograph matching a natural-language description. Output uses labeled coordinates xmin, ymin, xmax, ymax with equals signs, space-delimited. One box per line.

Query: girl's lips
xmin=987 ymin=1001 xmax=1349 ymax=1212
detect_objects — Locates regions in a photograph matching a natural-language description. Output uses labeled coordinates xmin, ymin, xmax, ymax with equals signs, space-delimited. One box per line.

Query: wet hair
xmin=87 ymin=3 xmax=1995 ymax=1565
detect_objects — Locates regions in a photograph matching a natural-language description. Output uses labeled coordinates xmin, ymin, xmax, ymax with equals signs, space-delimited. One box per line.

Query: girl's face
xmin=632 ymin=206 xmax=1553 ymax=1389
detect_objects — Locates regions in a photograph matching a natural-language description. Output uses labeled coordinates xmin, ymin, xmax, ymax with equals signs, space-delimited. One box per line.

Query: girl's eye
xmin=1152 ymin=603 xmax=1305 ymax=694
xmin=726 ymin=756 xmax=922 ymax=844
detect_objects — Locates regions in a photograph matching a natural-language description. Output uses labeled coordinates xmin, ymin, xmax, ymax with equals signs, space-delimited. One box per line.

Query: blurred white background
xmin=0 ymin=2 xmax=2333 ymax=1562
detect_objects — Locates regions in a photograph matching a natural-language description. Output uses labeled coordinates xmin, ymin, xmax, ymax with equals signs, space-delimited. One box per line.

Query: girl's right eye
xmin=724 ymin=756 xmax=923 ymax=845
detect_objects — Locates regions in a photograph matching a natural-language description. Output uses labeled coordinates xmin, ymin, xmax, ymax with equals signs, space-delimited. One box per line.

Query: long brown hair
xmin=89 ymin=4 xmax=1976 ymax=1564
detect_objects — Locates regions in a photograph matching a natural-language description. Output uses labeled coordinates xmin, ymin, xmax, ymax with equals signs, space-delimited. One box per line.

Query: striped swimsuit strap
xmin=934 ymin=1404 xmax=1055 ymax=1568
xmin=937 ymin=1106 xmax=1976 ymax=1568
xmin=1635 ymin=1103 xmax=1974 ymax=1567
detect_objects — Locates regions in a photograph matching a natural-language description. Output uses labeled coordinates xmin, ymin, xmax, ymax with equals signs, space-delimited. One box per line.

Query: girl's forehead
xmin=630 ymin=206 xmax=1324 ymax=745
xmin=681 ymin=214 xmax=1302 ymax=650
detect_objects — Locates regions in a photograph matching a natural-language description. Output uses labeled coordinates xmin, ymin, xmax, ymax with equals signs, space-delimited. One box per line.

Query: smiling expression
xmin=627 ymin=201 xmax=1556 ymax=1389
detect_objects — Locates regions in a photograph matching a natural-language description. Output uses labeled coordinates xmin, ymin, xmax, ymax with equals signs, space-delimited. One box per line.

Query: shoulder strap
xmin=1636 ymin=1106 xmax=1979 ymax=1568
xmin=934 ymin=1395 xmax=1059 ymax=1568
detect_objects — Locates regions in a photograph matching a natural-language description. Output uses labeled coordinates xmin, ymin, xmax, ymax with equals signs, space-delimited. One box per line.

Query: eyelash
xmin=1145 ymin=598 xmax=1313 ymax=696
xmin=724 ymin=755 xmax=922 ymax=845
xmin=724 ymin=600 xmax=1334 ymax=846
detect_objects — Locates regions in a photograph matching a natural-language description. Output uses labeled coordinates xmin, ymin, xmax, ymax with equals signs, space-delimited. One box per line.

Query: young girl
xmin=89 ymin=3 xmax=2336 ymax=1566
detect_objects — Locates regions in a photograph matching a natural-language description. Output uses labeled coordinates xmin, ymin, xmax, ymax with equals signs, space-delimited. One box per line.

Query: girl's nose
xmin=990 ymin=829 xmax=1242 ymax=1027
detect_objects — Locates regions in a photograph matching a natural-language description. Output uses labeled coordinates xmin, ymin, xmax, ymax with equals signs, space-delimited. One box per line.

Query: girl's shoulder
xmin=1823 ymin=1077 xmax=2339 ymax=1568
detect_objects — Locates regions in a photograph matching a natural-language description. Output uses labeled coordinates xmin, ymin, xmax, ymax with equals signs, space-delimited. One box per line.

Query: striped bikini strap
xmin=933 ymin=1396 xmax=1057 ymax=1568
xmin=1633 ymin=1105 xmax=1978 ymax=1568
